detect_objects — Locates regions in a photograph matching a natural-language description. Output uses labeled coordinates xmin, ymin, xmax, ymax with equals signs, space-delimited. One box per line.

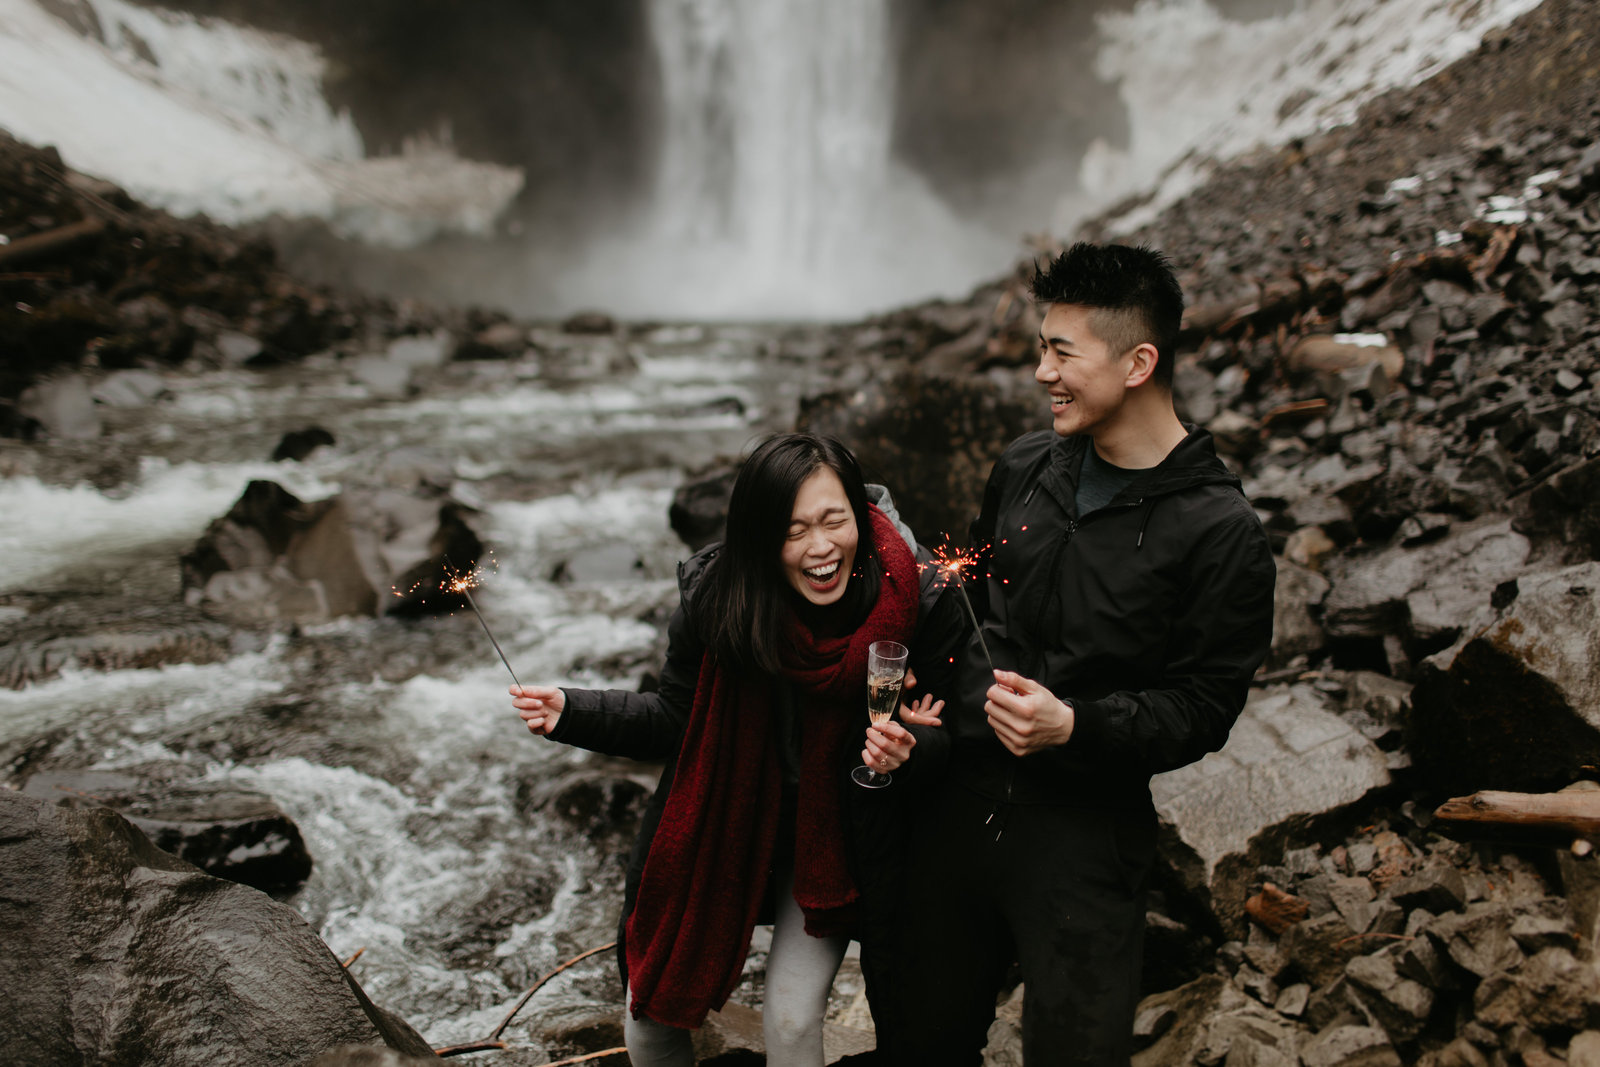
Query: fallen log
xmin=1433 ymin=788 xmax=1600 ymax=851
xmin=0 ymin=218 xmax=106 ymax=269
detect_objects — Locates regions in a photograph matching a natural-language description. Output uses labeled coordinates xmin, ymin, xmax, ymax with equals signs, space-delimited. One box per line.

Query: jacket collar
xmin=1049 ymin=425 xmax=1241 ymax=509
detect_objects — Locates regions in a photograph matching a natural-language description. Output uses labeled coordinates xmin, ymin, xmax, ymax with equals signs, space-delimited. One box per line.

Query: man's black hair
xmin=1028 ymin=242 xmax=1184 ymax=389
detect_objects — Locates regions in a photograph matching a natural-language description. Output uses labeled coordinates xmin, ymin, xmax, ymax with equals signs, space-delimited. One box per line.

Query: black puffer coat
xmin=547 ymin=493 xmax=961 ymax=1038
xmin=951 ymin=427 xmax=1276 ymax=810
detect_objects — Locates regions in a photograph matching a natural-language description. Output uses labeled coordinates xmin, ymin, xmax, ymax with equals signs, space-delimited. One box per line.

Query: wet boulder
xmin=1472 ymin=946 xmax=1599 ymax=1032
xmin=17 ymin=372 xmax=100 ymax=439
xmin=669 ymin=467 xmax=737 ymax=551
xmin=1132 ymin=974 xmax=1305 ymax=1066
xmin=1269 ymin=557 xmax=1331 ymax=669
xmin=1345 ymin=949 xmax=1436 ymax=1044
xmin=0 ymin=613 xmax=234 ymax=690
xmin=1425 ymin=901 xmax=1539 ymax=981
xmin=343 ymin=330 xmax=454 ymax=398
xmin=1280 ymin=911 xmax=1369 ymax=989
xmin=562 ymin=310 xmax=617 ymax=335
xmin=0 ymin=791 xmax=433 ymax=1065
xmin=1151 ymin=685 xmax=1391 ymax=932
xmin=22 ymin=767 xmax=313 ymax=894
xmin=549 ymin=542 xmax=646 ymax=584
xmin=453 ymin=319 xmax=529 ymax=360
xmin=687 ymin=999 xmax=871 ymax=1064
xmin=91 ymin=368 xmax=168 ymax=408
xmin=1514 ymin=453 xmax=1600 ymax=563
xmin=181 ymin=480 xmax=486 ymax=623
xmin=1299 ymin=1024 xmax=1402 ymax=1067
xmin=1408 ymin=561 xmax=1600 ymax=793
xmin=521 ymin=1003 xmax=627 ymax=1064
xmin=519 ymin=764 xmax=652 ymax=842
xmin=272 ymin=425 xmax=336 ymax=462
xmin=1320 ymin=516 xmax=1531 ymax=655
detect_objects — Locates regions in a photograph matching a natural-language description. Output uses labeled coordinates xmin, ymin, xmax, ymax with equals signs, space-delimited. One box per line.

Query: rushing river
xmin=0 ymin=322 xmax=836 ymax=1055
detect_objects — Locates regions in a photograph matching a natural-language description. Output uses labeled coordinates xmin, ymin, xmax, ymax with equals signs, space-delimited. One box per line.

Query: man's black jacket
xmin=951 ymin=426 xmax=1276 ymax=810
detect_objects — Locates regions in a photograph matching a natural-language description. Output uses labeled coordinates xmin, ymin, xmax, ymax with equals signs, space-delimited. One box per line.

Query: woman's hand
xmin=898 ymin=667 xmax=945 ymax=727
xmin=511 ymin=685 xmax=565 ymax=736
xmin=863 ymin=720 xmax=916 ymax=773
xmin=900 ymin=692 xmax=944 ymax=727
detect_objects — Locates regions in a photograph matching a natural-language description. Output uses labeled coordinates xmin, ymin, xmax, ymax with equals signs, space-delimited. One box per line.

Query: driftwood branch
xmin=434 ymin=1041 xmax=508 ymax=1058
xmin=0 ymin=218 xmax=106 ymax=269
xmin=489 ymin=941 xmax=618 ymax=1042
xmin=529 ymin=1049 xmax=628 ymax=1066
xmin=1433 ymin=789 xmax=1600 ymax=849
xmin=435 ymin=1042 xmax=627 ymax=1063
xmin=340 ymin=947 xmax=365 ymax=969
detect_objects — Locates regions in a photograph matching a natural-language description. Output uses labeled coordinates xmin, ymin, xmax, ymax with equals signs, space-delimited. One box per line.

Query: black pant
xmin=888 ymin=781 xmax=1156 ymax=1067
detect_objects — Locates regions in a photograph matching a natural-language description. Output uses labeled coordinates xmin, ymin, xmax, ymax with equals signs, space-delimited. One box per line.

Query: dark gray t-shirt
xmin=1076 ymin=444 xmax=1145 ymax=515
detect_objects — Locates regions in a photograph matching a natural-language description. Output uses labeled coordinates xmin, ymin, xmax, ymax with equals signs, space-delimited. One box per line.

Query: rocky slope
xmin=796 ymin=0 xmax=1600 ymax=1063
xmin=5 ymin=0 xmax=1600 ymax=1063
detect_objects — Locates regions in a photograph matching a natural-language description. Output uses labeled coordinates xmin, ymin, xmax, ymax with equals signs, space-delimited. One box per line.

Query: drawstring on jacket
xmin=1135 ymin=498 xmax=1155 ymax=549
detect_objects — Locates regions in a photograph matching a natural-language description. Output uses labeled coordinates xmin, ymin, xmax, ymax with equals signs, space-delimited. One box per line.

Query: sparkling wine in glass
xmin=852 ymin=640 xmax=909 ymax=789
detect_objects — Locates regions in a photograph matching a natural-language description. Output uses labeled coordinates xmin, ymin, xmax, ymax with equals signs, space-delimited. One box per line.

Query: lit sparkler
xmin=922 ymin=539 xmax=995 ymax=673
xmin=442 ymin=555 xmax=523 ymax=689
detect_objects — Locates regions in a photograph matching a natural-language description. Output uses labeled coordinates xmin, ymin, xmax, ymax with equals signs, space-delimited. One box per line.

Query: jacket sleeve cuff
xmin=547 ymin=688 xmax=585 ymax=744
xmin=1066 ymin=696 xmax=1109 ymax=753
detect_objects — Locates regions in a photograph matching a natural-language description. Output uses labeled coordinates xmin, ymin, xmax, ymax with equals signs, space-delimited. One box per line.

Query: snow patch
xmin=0 ymin=0 xmax=520 ymax=245
xmin=1083 ymin=0 xmax=1546 ymax=236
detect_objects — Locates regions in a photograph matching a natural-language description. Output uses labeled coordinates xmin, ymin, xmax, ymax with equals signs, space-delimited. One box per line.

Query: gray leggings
xmin=623 ymin=865 xmax=850 ymax=1067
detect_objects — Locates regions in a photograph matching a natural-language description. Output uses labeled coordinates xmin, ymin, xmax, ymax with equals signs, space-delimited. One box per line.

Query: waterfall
xmin=559 ymin=0 xmax=1011 ymax=321
xmin=648 ymin=0 xmax=893 ymax=273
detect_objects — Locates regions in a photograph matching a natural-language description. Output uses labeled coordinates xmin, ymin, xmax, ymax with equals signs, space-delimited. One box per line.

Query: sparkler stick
xmin=952 ymin=577 xmax=995 ymax=674
xmin=923 ymin=540 xmax=996 ymax=674
xmin=442 ymin=555 xmax=523 ymax=690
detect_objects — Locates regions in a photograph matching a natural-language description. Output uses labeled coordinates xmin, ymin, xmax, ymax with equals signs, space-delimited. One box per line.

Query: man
xmin=891 ymin=242 xmax=1276 ymax=1065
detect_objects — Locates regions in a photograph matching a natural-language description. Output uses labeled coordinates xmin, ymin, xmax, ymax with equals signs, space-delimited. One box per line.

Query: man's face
xmin=1034 ymin=303 xmax=1136 ymax=439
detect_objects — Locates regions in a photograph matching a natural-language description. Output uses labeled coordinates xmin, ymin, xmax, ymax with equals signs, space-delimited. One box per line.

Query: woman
xmin=510 ymin=433 xmax=959 ymax=1067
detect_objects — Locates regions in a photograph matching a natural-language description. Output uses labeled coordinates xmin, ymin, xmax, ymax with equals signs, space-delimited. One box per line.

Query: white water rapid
xmin=0 ymin=325 xmax=832 ymax=1051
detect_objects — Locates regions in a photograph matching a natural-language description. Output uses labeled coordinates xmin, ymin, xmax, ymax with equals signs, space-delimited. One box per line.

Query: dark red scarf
xmin=624 ymin=505 xmax=919 ymax=1029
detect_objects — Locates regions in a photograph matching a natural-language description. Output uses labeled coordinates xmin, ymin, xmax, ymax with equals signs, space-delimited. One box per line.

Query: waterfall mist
xmin=56 ymin=0 xmax=1533 ymax=321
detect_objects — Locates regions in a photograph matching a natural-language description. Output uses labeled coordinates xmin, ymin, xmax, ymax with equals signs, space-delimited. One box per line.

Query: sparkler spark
xmin=445 ymin=556 xmax=522 ymax=688
xmin=405 ymin=554 xmax=522 ymax=689
xmin=921 ymin=539 xmax=995 ymax=673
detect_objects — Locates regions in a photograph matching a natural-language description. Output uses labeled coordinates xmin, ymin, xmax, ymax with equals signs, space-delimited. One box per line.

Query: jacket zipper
xmin=990 ymin=496 xmax=1150 ymax=836
xmin=990 ymin=515 xmax=1079 ymax=840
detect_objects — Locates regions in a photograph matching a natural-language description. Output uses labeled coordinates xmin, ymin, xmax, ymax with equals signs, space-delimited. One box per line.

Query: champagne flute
xmin=851 ymin=640 xmax=909 ymax=789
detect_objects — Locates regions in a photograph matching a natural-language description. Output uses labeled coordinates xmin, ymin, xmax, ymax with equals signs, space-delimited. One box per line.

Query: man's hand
xmin=984 ymin=669 xmax=1074 ymax=756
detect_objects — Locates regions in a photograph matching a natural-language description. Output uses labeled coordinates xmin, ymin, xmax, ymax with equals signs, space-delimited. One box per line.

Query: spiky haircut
xmin=1028 ymin=242 xmax=1184 ymax=389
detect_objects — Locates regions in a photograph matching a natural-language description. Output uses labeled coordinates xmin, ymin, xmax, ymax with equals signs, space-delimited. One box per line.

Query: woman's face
xmin=780 ymin=466 xmax=859 ymax=607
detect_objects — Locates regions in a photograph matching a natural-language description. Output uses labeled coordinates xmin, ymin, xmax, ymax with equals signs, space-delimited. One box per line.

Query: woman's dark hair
xmin=694 ymin=433 xmax=882 ymax=674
